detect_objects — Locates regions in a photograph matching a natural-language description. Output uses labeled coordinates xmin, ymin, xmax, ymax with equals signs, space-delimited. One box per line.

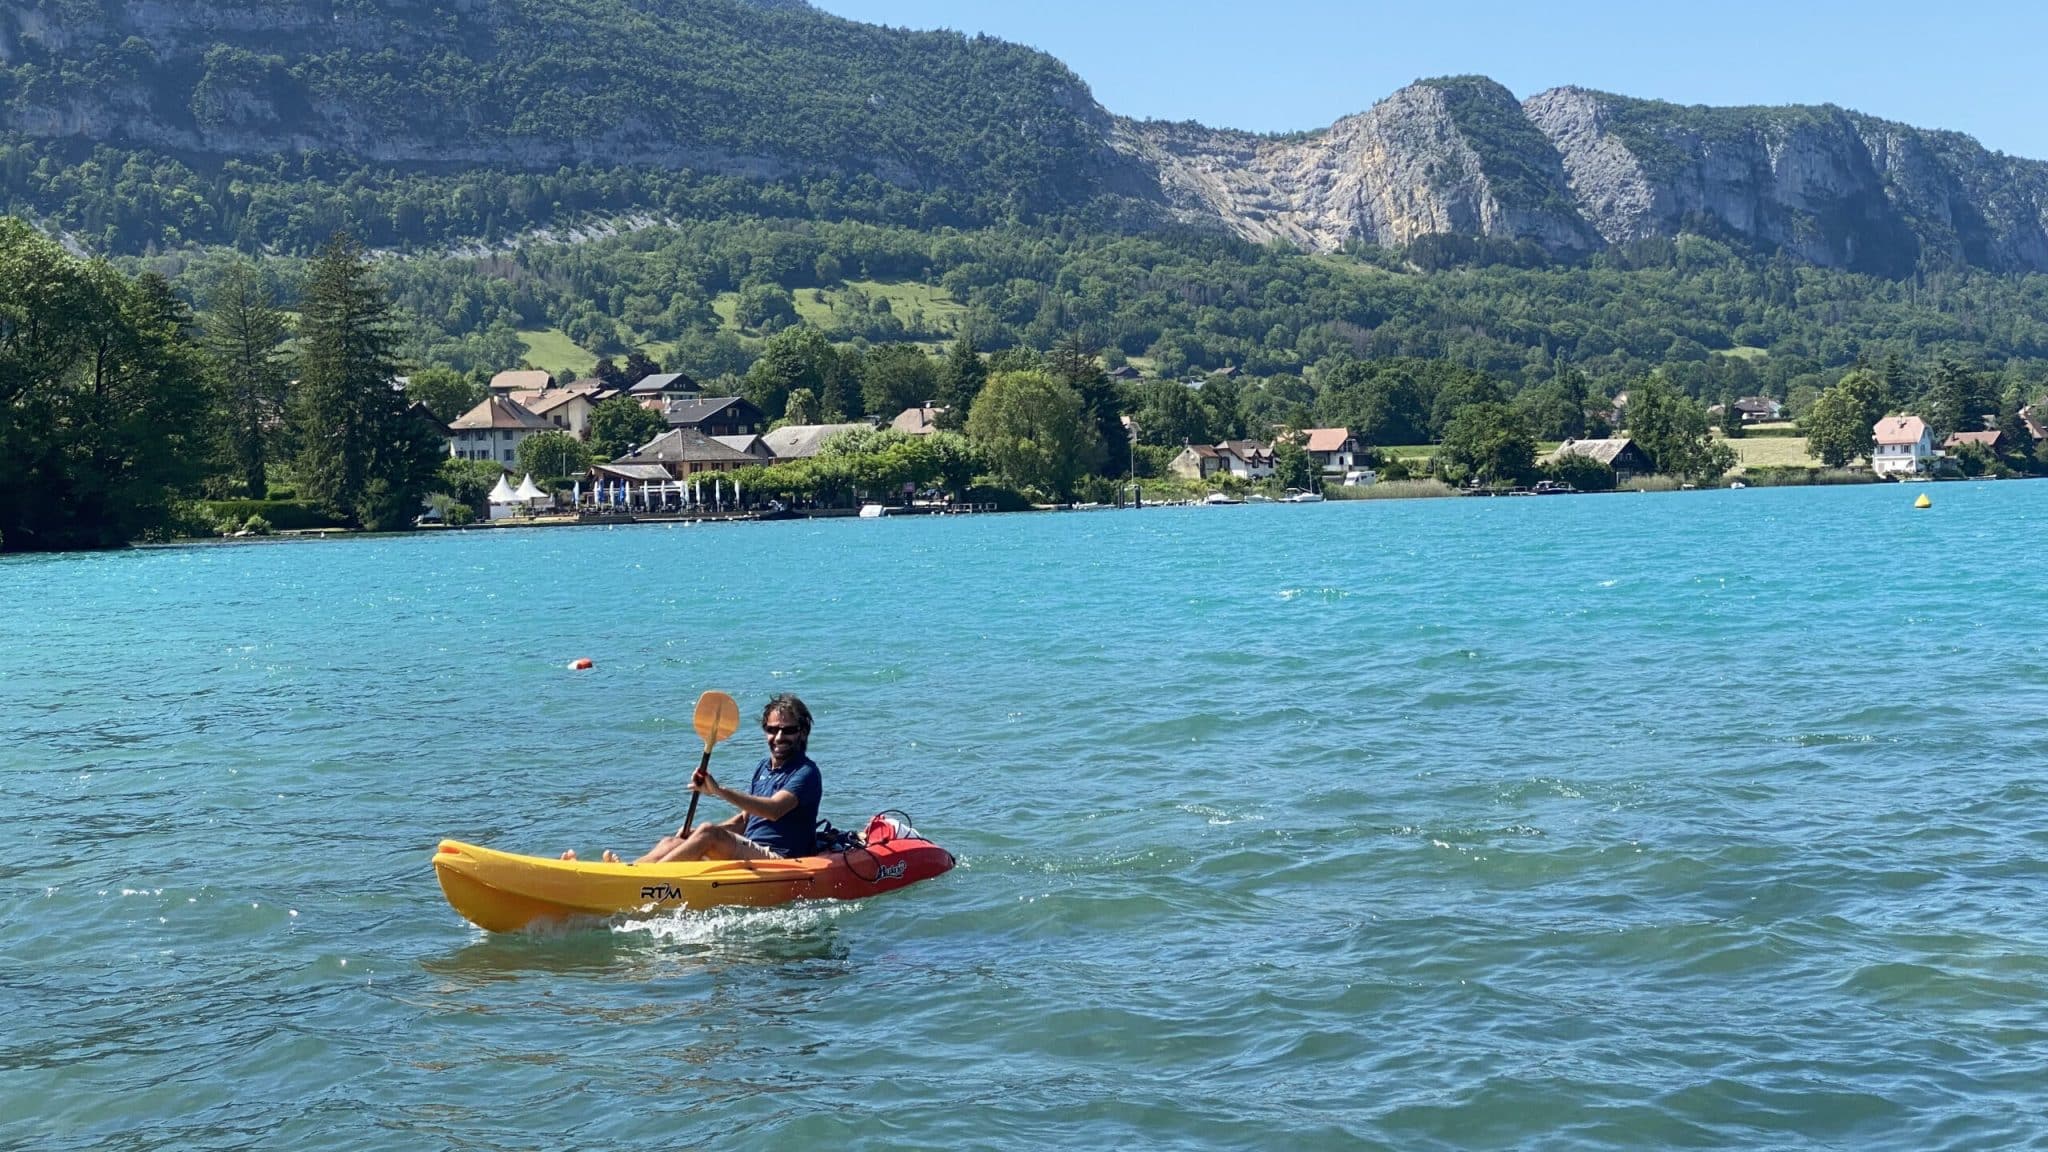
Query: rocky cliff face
xmin=1123 ymin=80 xmax=1597 ymax=254
xmin=1124 ymin=82 xmax=2048 ymax=274
xmin=1524 ymin=88 xmax=1925 ymax=275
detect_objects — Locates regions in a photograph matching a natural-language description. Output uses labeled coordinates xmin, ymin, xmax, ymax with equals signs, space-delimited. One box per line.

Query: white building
xmin=1170 ymin=440 xmax=1276 ymax=481
xmin=1872 ymin=415 xmax=1935 ymax=476
xmin=449 ymin=395 xmax=551 ymax=464
xmin=1216 ymin=440 xmax=1276 ymax=480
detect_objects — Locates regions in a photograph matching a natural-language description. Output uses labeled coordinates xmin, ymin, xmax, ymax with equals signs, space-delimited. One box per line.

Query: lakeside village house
xmin=444 ymin=370 xmax=954 ymax=495
xmin=1170 ymin=440 xmax=1277 ymax=481
xmin=1873 ymin=416 xmax=1936 ymax=477
xmin=1705 ymin=395 xmax=1789 ymax=424
xmin=1166 ymin=429 xmax=1366 ymax=484
xmin=1545 ymin=437 xmax=1655 ymax=483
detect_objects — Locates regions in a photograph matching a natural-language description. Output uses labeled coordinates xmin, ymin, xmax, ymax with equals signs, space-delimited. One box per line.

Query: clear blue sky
xmin=812 ymin=0 xmax=2046 ymax=159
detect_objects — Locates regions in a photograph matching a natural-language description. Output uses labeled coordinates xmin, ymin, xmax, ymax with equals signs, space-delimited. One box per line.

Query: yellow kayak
xmin=432 ymin=825 xmax=955 ymax=933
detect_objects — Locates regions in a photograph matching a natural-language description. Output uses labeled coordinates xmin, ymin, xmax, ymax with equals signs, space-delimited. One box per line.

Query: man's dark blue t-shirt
xmin=743 ymin=755 xmax=822 ymax=857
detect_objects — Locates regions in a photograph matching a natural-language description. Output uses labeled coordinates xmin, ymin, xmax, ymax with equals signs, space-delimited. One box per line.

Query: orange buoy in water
xmin=569 ymin=658 xmax=594 ymax=671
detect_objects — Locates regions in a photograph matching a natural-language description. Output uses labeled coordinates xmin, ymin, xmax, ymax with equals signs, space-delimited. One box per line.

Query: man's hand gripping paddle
xmin=680 ymin=691 xmax=740 ymax=836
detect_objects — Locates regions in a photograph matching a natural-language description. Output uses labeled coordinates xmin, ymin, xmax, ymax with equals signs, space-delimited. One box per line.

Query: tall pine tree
xmin=291 ymin=234 xmax=439 ymax=530
xmin=1048 ymin=333 xmax=1127 ymax=477
xmin=1923 ymin=358 xmax=1974 ymax=440
xmin=1880 ymin=353 xmax=1914 ymax=412
xmin=936 ymin=334 xmax=986 ymax=430
xmin=203 ymin=259 xmax=291 ymax=498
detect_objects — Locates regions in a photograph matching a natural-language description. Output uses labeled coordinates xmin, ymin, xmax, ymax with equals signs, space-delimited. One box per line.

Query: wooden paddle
xmin=680 ymin=691 xmax=741 ymax=836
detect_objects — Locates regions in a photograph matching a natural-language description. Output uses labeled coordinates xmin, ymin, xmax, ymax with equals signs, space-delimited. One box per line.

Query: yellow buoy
xmin=1914 ymin=494 xmax=1932 ymax=509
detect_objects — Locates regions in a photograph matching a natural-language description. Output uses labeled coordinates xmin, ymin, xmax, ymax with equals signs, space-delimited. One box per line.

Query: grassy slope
xmin=716 ymin=279 xmax=967 ymax=347
xmin=517 ymin=328 xmax=597 ymax=377
xmin=1725 ymin=435 xmax=1817 ymax=471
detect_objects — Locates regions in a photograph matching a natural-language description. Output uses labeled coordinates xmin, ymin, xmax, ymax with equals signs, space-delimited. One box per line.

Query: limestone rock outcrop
xmin=1124 ymin=80 xmax=1598 ymax=255
xmin=1120 ymin=80 xmax=2048 ymax=275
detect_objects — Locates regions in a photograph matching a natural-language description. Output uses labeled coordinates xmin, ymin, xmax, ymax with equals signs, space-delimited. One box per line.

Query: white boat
xmin=1244 ymin=493 xmax=1276 ymax=504
xmin=1282 ymin=488 xmax=1325 ymax=503
xmin=858 ymin=504 xmax=889 ymax=518
xmin=1203 ymin=492 xmax=1244 ymax=506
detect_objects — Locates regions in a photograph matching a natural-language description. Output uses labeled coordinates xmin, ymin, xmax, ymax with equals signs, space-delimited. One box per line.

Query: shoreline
xmin=30 ymin=472 xmax=2005 ymax=555
xmin=139 ymin=473 xmax=2007 ymax=549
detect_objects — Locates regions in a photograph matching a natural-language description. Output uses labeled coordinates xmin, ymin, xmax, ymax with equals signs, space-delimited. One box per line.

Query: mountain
xmin=1128 ymin=77 xmax=2048 ymax=277
xmin=7 ymin=1 xmax=2048 ymax=276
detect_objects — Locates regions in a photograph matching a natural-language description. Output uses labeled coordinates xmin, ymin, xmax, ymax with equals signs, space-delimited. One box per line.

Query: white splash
xmin=615 ymin=901 xmax=856 ymax=945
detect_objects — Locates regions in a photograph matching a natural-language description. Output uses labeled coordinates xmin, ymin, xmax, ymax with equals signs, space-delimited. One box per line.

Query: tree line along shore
xmin=5 ymin=219 xmax=2045 ymax=553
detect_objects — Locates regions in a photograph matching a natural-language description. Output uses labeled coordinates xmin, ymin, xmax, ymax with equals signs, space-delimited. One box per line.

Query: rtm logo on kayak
xmin=640 ymin=885 xmax=686 ymax=901
xmin=874 ymin=863 xmax=907 ymax=881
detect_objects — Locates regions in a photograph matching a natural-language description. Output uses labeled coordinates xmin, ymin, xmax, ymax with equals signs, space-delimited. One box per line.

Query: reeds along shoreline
xmin=1323 ymin=480 xmax=1459 ymax=500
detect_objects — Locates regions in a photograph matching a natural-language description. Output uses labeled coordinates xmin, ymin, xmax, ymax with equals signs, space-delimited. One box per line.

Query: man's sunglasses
xmin=763 ymin=724 xmax=804 ymax=736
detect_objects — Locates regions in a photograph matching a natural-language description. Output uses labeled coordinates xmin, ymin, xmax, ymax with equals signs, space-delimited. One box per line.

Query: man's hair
xmin=762 ymin=693 xmax=812 ymax=734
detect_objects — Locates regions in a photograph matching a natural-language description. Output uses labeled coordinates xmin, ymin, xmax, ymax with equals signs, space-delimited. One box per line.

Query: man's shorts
xmin=734 ymin=835 xmax=784 ymax=860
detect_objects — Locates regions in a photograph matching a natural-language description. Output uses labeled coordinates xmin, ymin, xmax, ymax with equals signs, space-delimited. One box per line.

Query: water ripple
xmin=3 ymin=484 xmax=2047 ymax=1149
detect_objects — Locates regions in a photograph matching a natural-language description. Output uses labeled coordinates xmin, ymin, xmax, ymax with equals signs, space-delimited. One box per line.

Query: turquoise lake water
xmin=5 ymin=482 xmax=2047 ymax=1149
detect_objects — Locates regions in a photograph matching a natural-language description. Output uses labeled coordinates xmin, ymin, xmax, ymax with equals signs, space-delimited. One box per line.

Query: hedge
xmin=197 ymin=500 xmax=347 ymax=532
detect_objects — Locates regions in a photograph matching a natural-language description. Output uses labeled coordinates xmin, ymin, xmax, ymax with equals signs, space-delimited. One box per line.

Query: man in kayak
xmin=565 ymin=694 xmax=823 ymax=864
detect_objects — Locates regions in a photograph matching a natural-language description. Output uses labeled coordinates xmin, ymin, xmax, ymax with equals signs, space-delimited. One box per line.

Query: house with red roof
xmin=1872 ymin=416 xmax=1934 ymax=477
xmin=1300 ymin=428 xmax=1361 ymax=474
xmin=1943 ymin=429 xmax=2003 ymax=453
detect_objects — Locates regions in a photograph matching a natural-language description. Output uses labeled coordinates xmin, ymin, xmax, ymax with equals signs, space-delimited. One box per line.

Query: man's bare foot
xmin=603 ymin=849 xmax=622 ymax=863
xmin=560 ymin=849 xmax=578 ymax=860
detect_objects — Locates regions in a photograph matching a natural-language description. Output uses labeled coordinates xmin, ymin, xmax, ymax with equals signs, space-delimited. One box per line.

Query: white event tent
xmin=513 ymin=474 xmax=552 ymax=509
xmin=487 ymin=474 xmax=521 ymax=521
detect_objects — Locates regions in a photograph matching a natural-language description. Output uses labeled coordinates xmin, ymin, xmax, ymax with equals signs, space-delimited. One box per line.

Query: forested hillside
xmin=0 ymin=0 xmax=1146 ymax=250
xmin=140 ymin=214 xmax=2048 ymax=414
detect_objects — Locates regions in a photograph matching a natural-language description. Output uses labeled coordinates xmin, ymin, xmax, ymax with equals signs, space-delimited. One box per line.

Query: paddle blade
xmin=692 ymin=691 xmax=741 ymax=746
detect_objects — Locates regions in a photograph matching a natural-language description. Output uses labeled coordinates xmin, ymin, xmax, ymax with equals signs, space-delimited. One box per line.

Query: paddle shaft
xmin=680 ymin=743 xmax=715 ymax=835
